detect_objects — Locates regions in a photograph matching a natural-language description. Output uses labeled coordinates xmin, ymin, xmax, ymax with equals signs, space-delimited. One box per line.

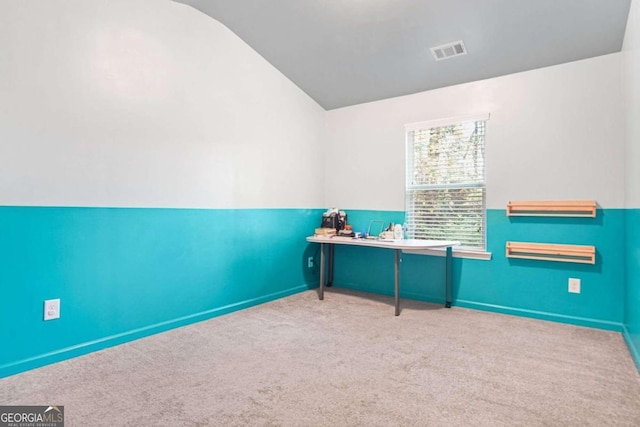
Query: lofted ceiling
xmin=174 ymin=0 xmax=631 ymax=110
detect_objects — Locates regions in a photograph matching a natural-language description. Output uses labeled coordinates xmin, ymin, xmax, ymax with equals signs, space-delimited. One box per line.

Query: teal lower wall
xmin=332 ymin=209 xmax=625 ymax=331
xmin=2 ymin=206 xmax=633 ymax=378
xmin=0 ymin=206 xmax=323 ymax=378
xmin=624 ymin=209 xmax=640 ymax=370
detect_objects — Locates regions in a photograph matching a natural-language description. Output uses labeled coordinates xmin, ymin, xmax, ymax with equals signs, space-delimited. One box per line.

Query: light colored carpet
xmin=2 ymin=289 xmax=640 ymax=426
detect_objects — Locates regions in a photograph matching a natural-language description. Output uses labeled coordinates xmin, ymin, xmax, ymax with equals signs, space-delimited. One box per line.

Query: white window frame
xmin=405 ymin=114 xmax=490 ymax=256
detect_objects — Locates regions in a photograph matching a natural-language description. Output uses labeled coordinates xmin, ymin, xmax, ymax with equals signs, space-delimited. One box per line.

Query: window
xmin=405 ymin=115 xmax=488 ymax=250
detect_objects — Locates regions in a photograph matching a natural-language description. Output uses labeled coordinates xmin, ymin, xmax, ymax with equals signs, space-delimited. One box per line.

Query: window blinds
xmin=405 ymin=117 xmax=487 ymax=250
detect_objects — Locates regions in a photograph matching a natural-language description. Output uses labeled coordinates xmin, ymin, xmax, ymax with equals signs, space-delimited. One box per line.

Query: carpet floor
xmin=2 ymin=289 xmax=640 ymax=426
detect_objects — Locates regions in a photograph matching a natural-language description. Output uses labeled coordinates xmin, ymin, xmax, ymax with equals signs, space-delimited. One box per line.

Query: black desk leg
xmin=327 ymin=244 xmax=334 ymax=287
xmin=319 ymin=243 xmax=325 ymax=300
xmin=445 ymin=246 xmax=452 ymax=308
xmin=394 ymin=249 xmax=400 ymax=316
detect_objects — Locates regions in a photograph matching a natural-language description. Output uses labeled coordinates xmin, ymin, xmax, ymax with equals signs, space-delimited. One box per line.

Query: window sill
xmin=402 ymin=247 xmax=492 ymax=260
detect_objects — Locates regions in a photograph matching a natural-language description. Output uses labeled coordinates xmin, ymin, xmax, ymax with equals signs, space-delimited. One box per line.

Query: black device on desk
xmin=321 ymin=209 xmax=347 ymax=232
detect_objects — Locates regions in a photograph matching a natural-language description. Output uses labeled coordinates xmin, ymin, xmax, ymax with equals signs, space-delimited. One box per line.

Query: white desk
xmin=306 ymin=236 xmax=459 ymax=315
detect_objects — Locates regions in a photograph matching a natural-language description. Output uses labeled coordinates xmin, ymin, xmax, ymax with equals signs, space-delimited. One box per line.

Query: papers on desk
xmin=314 ymin=227 xmax=336 ymax=236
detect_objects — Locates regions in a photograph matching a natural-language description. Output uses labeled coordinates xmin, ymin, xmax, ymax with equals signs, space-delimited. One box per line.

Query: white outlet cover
xmin=568 ymin=278 xmax=581 ymax=294
xmin=44 ymin=299 xmax=60 ymax=321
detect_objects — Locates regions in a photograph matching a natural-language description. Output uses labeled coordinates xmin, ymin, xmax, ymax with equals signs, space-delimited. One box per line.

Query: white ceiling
xmin=174 ymin=0 xmax=631 ymax=110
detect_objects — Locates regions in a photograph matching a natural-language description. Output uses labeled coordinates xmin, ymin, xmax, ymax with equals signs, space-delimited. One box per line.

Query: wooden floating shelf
xmin=506 ymin=200 xmax=596 ymax=218
xmin=506 ymin=241 xmax=596 ymax=264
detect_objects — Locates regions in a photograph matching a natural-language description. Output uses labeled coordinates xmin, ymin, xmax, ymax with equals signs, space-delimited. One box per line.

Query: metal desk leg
xmin=327 ymin=244 xmax=334 ymax=287
xmin=395 ymin=249 xmax=400 ymax=316
xmin=445 ymin=246 xmax=452 ymax=308
xmin=319 ymin=243 xmax=325 ymax=300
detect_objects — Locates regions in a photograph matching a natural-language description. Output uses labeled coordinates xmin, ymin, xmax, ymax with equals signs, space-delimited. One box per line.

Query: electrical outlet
xmin=568 ymin=278 xmax=581 ymax=294
xmin=44 ymin=299 xmax=60 ymax=321
xmin=307 ymin=257 xmax=314 ymax=269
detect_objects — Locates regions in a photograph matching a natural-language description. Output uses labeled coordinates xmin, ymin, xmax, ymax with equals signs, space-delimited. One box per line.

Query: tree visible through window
xmin=405 ymin=116 xmax=487 ymax=250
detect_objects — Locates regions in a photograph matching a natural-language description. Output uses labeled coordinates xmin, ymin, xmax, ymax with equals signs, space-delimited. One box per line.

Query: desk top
xmin=306 ymin=235 xmax=459 ymax=250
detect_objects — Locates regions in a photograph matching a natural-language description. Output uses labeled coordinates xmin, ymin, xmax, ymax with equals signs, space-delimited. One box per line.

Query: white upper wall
xmin=0 ymin=0 xmax=629 ymax=211
xmin=0 ymin=0 xmax=325 ymax=209
xmin=624 ymin=0 xmax=640 ymax=208
xmin=325 ymin=53 xmax=625 ymax=210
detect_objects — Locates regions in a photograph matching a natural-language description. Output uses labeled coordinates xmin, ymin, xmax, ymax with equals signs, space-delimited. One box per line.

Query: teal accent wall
xmin=0 ymin=207 xmax=323 ymax=378
xmin=2 ymin=206 xmax=631 ymax=377
xmin=332 ymin=209 xmax=625 ymax=330
xmin=624 ymin=209 xmax=640 ymax=369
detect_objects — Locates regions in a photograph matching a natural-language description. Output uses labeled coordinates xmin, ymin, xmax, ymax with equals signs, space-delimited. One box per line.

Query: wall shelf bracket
xmin=506 ymin=200 xmax=596 ymax=217
xmin=506 ymin=241 xmax=596 ymax=264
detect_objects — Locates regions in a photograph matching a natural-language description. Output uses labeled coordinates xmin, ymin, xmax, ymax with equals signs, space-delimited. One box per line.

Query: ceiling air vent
xmin=431 ymin=40 xmax=467 ymax=61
